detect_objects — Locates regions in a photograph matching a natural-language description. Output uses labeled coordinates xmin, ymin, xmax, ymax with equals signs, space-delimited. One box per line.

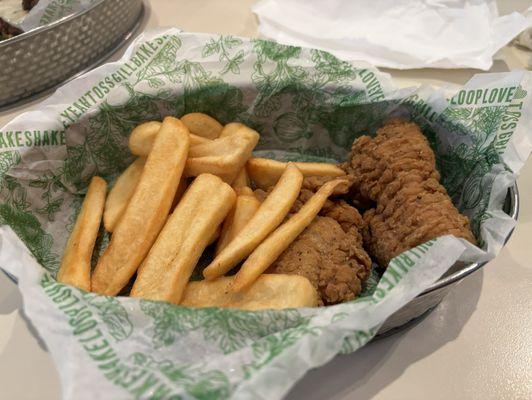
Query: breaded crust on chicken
xmin=345 ymin=119 xmax=476 ymax=267
xmin=263 ymin=180 xmax=372 ymax=306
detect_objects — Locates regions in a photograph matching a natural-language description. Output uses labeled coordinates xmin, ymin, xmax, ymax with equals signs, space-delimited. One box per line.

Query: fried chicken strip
xmin=345 ymin=119 xmax=476 ymax=267
xmin=267 ymin=185 xmax=372 ymax=306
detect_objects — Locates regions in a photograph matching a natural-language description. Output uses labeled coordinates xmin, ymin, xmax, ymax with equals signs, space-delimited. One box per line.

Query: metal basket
xmin=0 ymin=0 xmax=144 ymax=109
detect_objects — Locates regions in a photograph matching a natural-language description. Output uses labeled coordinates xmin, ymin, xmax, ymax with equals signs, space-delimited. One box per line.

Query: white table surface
xmin=1 ymin=1 xmax=531 ymax=399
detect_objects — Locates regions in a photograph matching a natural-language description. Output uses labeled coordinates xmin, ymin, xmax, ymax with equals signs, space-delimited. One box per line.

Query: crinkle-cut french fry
xmin=232 ymin=178 xmax=348 ymax=292
xmin=215 ymin=189 xmax=261 ymax=255
xmin=57 ymin=176 xmax=107 ymax=291
xmin=247 ymin=158 xmax=345 ymax=190
xmin=181 ymin=274 xmax=318 ymax=310
xmin=92 ymin=117 xmax=190 ymax=295
xmin=130 ymin=174 xmax=236 ymax=303
xmin=185 ymin=126 xmax=260 ymax=183
xmin=129 ymin=120 xmax=209 ymax=157
xmin=103 ymin=158 xmax=145 ymax=232
xmin=129 ymin=121 xmax=161 ymax=156
xmin=203 ymin=164 xmax=303 ymax=279
xmin=181 ymin=113 xmax=223 ymax=139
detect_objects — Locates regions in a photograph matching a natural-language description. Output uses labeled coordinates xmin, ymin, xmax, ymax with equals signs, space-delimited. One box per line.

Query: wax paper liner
xmin=0 ymin=29 xmax=531 ymax=399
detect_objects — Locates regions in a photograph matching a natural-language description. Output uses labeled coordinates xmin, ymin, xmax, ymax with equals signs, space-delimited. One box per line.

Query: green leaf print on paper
xmin=251 ymin=40 xmax=307 ymax=118
xmin=140 ymin=300 xmax=204 ymax=348
xmin=86 ymin=295 xmax=133 ymax=341
xmin=248 ymin=39 xmax=389 ymax=151
xmin=185 ymin=370 xmax=232 ymax=400
xmin=173 ymin=83 xmax=246 ymax=125
xmin=202 ymin=36 xmax=245 ymax=75
xmin=436 ymin=105 xmax=507 ymax=238
xmin=141 ymin=300 xmax=310 ymax=355
xmin=128 ymin=352 xmax=232 ymax=399
xmin=243 ymin=320 xmax=321 ymax=379
xmin=146 ymin=52 xmax=247 ymax=122
xmin=0 ymin=203 xmax=58 ymax=272
xmin=64 ymin=91 xmax=162 ymax=189
xmin=311 ymin=49 xmax=358 ymax=84
xmin=0 ymin=151 xmax=59 ymax=273
xmin=317 ymin=100 xmax=388 ymax=149
xmin=273 ymin=112 xmax=312 ymax=143
xmin=136 ymin=36 xmax=183 ymax=88
xmin=201 ymin=309 xmax=265 ymax=354
xmin=0 ymin=151 xmax=21 ymax=185
xmin=29 ymin=172 xmax=66 ymax=221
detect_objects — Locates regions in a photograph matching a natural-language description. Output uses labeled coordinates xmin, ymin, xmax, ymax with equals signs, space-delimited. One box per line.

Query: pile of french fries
xmin=57 ymin=113 xmax=347 ymax=310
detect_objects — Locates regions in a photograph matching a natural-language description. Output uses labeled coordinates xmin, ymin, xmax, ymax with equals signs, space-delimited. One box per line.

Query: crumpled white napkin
xmin=252 ymin=0 xmax=532 ymax=70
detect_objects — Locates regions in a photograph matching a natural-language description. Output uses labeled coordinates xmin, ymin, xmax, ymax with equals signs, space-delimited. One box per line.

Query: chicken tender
xmin=363 ymin=178 xmax=476 ymax=267
xmin=345 ymin=119 xmax=439 ymax=202
xmin=268 ymin=194 xmax=371 ymax=306
xmin=346 ymin=119 xmax=476 ymax=267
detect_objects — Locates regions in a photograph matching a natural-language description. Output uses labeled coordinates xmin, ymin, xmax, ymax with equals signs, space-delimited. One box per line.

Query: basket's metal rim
xmin=0 ymin=0 xmax=109 ymax=48
xmin=0 ymin=2 xmax=145 ymax=112
xmin=420 ymin=183 xmax=519 ymax=296
xmin=1 ymin=183 xmax=520 ymax=291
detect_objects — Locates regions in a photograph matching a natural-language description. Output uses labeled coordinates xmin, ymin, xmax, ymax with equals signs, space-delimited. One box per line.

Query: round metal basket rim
xmin=0 ymin=0 xmax=109 ymax=48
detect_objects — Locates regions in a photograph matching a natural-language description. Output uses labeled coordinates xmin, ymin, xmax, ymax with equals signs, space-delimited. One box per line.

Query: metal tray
xmin=0 ymin=0 xmax=144 ymax=109
xmin=376 ymin=184 xmax=519 ymax=336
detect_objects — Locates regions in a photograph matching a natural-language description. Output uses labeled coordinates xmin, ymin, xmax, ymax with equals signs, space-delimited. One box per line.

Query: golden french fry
xmin=209 ymin=225 xmax=221 ymax=245
xmin=129 ymin=121 xmax=161 ymax=157
xmin=235 ymin=186 xmax=254 ymax=196
xmin=185 ymin=126 xmax=260 ymax=183
xmin=130 ymin=174 xmax=236 ymax=303
xmin=190 ymin=134 xmax=211 ymax=146
xmin=181 ymin=113 xmax=223 ymax=139
xmin=57 ymin=176 xmax=107 ymax=291
xmin=215 ymin=190 xmax=261 ymax=255
xmin=92 ymin=117 xmax=190 ymax=295
xmin=203 ymin=164 xmax=303 ymax=280
xmin=247 ymin=158 xmax=345 ymax=189
xmin=232 ymin=168 xmax=249 ymax=189
xmin=188 ymin=135 xmax=242 ymax=158
xmin=181 ymin=274 xmax=318 ymax=310
xmin=232 ymin=178 xmax=348 ymax=291
xmin=218 ymin=123 xmax=250 ymax=181
xmin=129 ymin=120 xmax=209 ymax=157
xmin=219 ymin=122 xmax=245 ymax=138
xmin=103 ymin=158 xmax=145 ymax=232
xmin=185 ymin=145 xmax=246 ymax=177
xmin=171 ymin=178 xmax=189 ymax=211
